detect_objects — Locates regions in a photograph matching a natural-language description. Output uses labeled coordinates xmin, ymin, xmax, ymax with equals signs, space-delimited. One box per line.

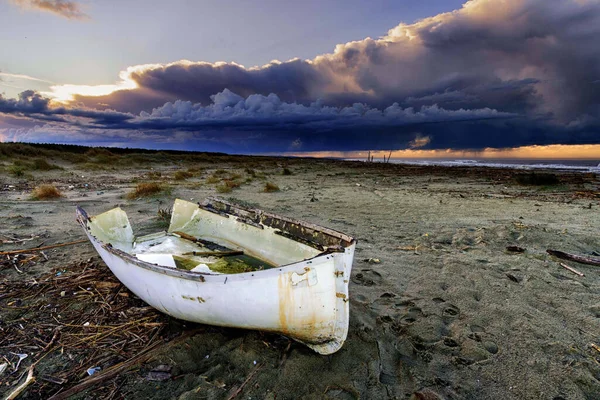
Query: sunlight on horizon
xmin=285 ymin=144 xmax=600 ymax=160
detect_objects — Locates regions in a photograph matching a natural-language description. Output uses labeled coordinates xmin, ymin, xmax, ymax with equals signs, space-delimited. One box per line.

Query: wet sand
xmin=1 ymin=151 xmax=600 ymax=399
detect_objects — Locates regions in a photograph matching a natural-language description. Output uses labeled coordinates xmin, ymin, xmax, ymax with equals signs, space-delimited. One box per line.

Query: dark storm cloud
xmin=10 ymin=0 xmax=88 ymax=19
xmin=67 ymin=0 xmax=600 ymax=125
xmin=3 ymin=87 xmax=599 ymax=153
xmin=0 ymin=91 xmax=133 ymax=126
xmin=0 ymin=89 xmax=515 ymax=131
xmin=4 ymin=0 xmax=600 ymax=152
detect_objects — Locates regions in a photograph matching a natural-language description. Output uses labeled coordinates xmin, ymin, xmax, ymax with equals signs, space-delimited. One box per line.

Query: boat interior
xmin=84 ymin=198 xmax=354 ymax=275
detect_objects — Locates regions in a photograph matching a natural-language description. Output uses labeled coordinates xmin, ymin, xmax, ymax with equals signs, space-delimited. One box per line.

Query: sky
xmin=0 ymin=0 xmax=599 ymax=157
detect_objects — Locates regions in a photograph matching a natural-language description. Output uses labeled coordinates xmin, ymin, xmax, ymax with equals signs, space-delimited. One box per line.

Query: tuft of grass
xmin=9 ymin=165 xmax=26 ymax=177
xmin=206 ymin=175 xmax=220 ymax=184
xmin=174 ymin=170 xmax=193 ymax=181
xmin=216 ymin=179 xmax=241 ymax=193
xmin=157 ymin=207 xmax=172 ymax=226
xmin=146 ymin=171 xmax=162 ymax=179
xmin=31 ymin=184 xmax=62 ymax=200
xmin=32 ymin=158 xmax=61 ymax=171
xmin=126 ymin=182 xmax=163 ymax=199
xmin=263 ymin=182 xmax=280 ymax=192
xmin=282 ymin=168 xmax=292 ymax=175
xmin=216 ymin=183 xmax=233 ymax=193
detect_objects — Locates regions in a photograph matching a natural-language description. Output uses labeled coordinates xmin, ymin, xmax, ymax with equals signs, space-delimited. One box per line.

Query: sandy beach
xmin=1 ymin=146 xmax=599 ymax=399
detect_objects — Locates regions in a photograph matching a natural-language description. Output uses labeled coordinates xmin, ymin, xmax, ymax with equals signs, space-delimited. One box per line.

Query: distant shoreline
xmin=344 ymin=157 xmax=600 ymax=174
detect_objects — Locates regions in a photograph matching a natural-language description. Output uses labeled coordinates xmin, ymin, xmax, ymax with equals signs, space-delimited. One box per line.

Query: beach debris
xmin=547 ymin=249 xmax=600 ymax=266
xmin=0 ymin=239 xmax=87 ymax=256
xmin=506 ymin=246 xmax=526 ymax=253
xmin=5 ymin=366 xmax=35 ymax=400
xmin=591 ymin=343 xmax=600 ymax=353
xmin=145 ymin=365 xmax=172 ymax=381
xmin=505 ymin=273 xmax=523 ymax=283
xmin=0 ymin=234 xmax=39 ymax=244
xmin=559 ymin=262 xmax=585 ymax=277
xmin=398 ymin=244 xmax=422 ymax=254
xmin=48 ymin=331 xmax=201 ymax=400
xmin=40 ymin=375 xmax=67 ymax=385
xmin=363 ymin=258 xmax=381 ymax=264
xmin=0 ymin=362 xmax=8 ymax=375
xmin=86 ymin=366 xmax=101 ymax=376
xmin=1 ymin=260 xmax=173 ymax=398
xmin=12 ymin=352 xmax=28 ymax=371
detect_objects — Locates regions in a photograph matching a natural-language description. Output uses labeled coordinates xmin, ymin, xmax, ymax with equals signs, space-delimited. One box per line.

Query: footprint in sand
xmin=442 ymin=304 xmax=460 ymax=320
xmin=351 ymin=269 xmax=383 ymax=286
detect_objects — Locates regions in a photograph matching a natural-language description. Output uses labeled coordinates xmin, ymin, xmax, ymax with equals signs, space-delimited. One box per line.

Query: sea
xmin=345 ymin=158 xmax=600 ymax=173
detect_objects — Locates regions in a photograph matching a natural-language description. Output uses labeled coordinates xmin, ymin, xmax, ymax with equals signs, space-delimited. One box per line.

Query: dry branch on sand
xmin=547 ymin=249 xmax=600 ymax=266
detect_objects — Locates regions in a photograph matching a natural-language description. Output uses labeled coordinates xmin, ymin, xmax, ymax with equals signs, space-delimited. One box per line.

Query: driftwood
xmin=506 ymin=246 xmax=526 ymax=253
xmin=560 ymin=262 xmax=585 ymax=277
xmin=48 ymin=330 xmax=202 ymax=400
xmin=0 ymin=239 xmax=87 ymax=256
xmin=6 ymin=366 xmax=35 ymax=400
xmin=547 ymin=249 xmax=600 ymax=266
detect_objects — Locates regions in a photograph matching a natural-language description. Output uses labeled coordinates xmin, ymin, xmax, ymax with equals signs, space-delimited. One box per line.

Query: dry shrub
xmin=174 ymin=170 xmax=193 ymax=181
xmin=9 ymin=165 xmax=26 ymax=177
xmin=32 ymin=158 xmax=61 ymax=170
xmin=126 ymin=182 xmax=163 ymax=199
xmin=216 ymin=183 xmax=233 ymax=193
xmin=224 ymin=179 xmax=241 ymax=189
xmin=146 ymin=171 xmax=162 ymax=179
xmin=206 ymin=175 xmax=220 ymax=184
xmin=216 ymin=179 xmax=241 ymax=193
xmin=263 ymin=182 xmax=280 ymax=192
xmin=31 ymin=184 xmax=62 ymax=200
xmin=282 ymin=168 xmax=292 ymax=175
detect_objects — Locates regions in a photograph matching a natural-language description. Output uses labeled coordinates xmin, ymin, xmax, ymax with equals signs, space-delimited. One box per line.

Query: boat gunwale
xmin=201 ymin=196 xmax=355 ymax=249
xmin=76 ymin=199 xmax=356 ymax=283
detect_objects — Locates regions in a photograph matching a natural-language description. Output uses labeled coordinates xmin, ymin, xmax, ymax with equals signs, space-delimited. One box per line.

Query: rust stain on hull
xmin=278 ymin=273 xmax=323 ymax=342
xmin=182 ymin=295 xmax=206 ymax=303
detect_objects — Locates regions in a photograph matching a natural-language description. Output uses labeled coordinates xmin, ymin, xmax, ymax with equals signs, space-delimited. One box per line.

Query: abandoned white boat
xmin=76 ymin=198 xmax=356 ymax=355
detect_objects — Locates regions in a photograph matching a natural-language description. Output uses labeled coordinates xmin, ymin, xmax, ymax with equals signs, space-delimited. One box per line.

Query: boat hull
xmin=77 ymin=199 xmax=356 ymax=354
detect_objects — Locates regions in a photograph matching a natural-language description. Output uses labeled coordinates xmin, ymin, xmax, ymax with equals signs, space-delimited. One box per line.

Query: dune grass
xmin=126 ymin=182 xmax=164 ymax=199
